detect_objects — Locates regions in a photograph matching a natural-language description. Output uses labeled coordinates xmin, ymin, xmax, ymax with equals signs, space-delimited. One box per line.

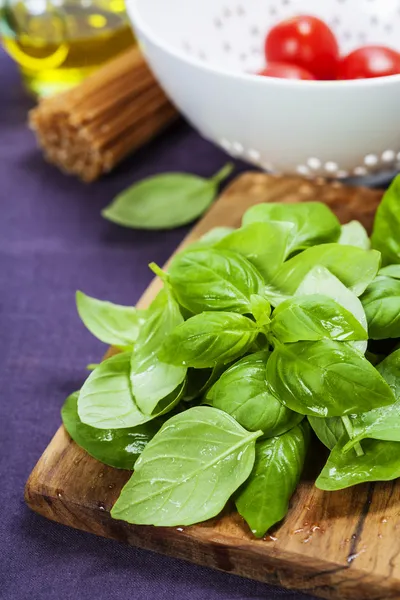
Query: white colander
xmin=126 ymin=0 xmax=400 ymax=180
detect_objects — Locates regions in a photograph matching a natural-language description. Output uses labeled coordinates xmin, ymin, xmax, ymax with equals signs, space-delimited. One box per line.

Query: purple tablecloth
xmin=0 ymin=51 xmax=314 ymax=600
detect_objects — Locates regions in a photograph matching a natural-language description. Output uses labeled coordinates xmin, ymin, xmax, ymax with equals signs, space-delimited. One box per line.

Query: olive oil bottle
xmin=0 ymin=0 xmax=135 ymax=97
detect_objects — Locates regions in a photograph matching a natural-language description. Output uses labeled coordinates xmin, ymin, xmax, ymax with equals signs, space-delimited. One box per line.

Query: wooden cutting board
xmin=25 ymin=173 xmax=400 ymax=600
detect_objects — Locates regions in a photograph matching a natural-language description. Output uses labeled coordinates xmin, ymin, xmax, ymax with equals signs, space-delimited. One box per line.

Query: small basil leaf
xmin=62 ymin=391 xmax=161 ymax=469
xmin=206 ymin=352 xmax=302 ymax=436
xmin=271 ymin=294 xmax=368 ymax=343
xmin=339 ymin=221 xmax=370 ymax=250
xmin=111 ymin=406 xmax=262 ymax=527
xmin=308 ymin=416 xmax=345 ymax=450
xmin=250 ymin=294 xmax=271 ymax=328
xmin=102 ymin=163 xmax=233 ymax=230
xmin=371 ymin=175 xmax=400 ymax=266
xmin=379 ymin=265 xmax=400 ymax=279
xmin=159 ymin=312 xmax=259 ymax=369
xmin=242 ymin=201 xmax=340 ymax=254
xmin=266 ymin=340 xmax=395 ymax=417
xmin=271 ymin=244 xmax=380 ymax=298
xmin=361 ymin=276 xmax=400 ymax=340
xmin=235 ymin=422 xmax=310 ymax=537
xmin=168 ymin=248 xmax=264 ymax=314
xmin=76 ymin=291 xmax=144 ymax=347
xmin=215 ymin=222 xmax=294 ymax=281
xmin=130 ymin=288 xmax=187 ymax=415
xmin=316 ymin=435 xmax=400 ymax=491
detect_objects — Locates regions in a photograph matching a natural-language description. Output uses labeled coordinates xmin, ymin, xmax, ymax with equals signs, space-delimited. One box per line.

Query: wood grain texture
xmin=26 ymin=173 xmax=400 ymax=600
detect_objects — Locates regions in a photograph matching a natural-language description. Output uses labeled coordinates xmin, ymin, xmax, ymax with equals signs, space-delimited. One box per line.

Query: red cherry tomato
xmin=258 ymin=62 xmax=315 ymax=80
xmin=265 ymin=15 xmax=339 ymax=80
xmin=338 ymin=46 xmax=400 ymax=79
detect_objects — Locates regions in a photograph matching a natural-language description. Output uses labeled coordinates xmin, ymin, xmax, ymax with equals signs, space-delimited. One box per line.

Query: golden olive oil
xmin=0 ymin=0 xmax=135 ymax=97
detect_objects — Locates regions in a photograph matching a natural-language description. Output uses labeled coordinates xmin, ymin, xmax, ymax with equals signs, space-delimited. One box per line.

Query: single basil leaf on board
xmin=215 ymin=221 xmax=294 ymax=281
xmin=371 ymin=175 xmax=400 ymax=266
xmin=266 ymin=339 xmax=395 ymax=417
xmin=271 ymin=244 xmax=381 ymax=298
xmin=338 ymin=221 xmax=370 ymax=250
xmin=168 ymin=248 xmax=264 ymax=315
xmin=361 ymin=276 xmax=400 ymax=340
xmin=316 ymin=435 xmax=400 ymax=491
xmin=130 ymin=288 xmax=187 ymax=415
xmin=379 ymin=265 xmax=400 ymax=279
xmin=295 ymin=265 xmax=368 ymax=354
xmin=271 ymin=294 xmax=368 ymax=343
xmin=242 ymin=201 xmax=341 ymax=254
xmin=62 ymin=391 xmax=161 ymax=469
xmin=76 ymin=291 xmax=144 ymax=347
xmin=111 ymin=406 xmax=262 ymax=527
xmin=308 ymin=416 xmax=345 ymax=450
xmin=159 ymin=312 xmax=259 ymax=369
xmin=235 ymin=422 xmax=310 ymax=538
xmin=102 ymin=163 xmax=233 ymax=230
xmin=206 ymin=352 xmax=303 ymax=436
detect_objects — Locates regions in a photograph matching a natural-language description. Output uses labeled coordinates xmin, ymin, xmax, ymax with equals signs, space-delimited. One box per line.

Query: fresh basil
xmin=339 ymin=221 xmax=370 ymax=250
xmin=271 ymin=294 xmax=368 ymax=343
xmin=206 ymin=352 xmax=302 ymax=435
xmin=168 ymin=248 xmax=264 ymax=314
xmin=308 ymin=416 xmax=345 ymax=450
xmin=266 ymin=339 xmax=395 ymax=417
xmin=102 ymin=163 xmax=233 ymax=230
xmin=159 ymin=312 xmax=259 ymax=369
xmin=250 ymin=294 xmax=271 ymax=328
xmin=235 ymin=422 xmax=309 ymax=537
xmin=62 ymin=391 xmax=161 ymax=469
xmin=183 ymin=365 xmax=226 ymax=403
xmin=361 ymin=276 xmax=400 ymax=340
xmin=379 ymin=265 xmax=400 ymax=279
xmin=242 ymin=201 xmax=340 ymax=254
xmin=371 ymin=175 xmax=400 ymax=266
xmin=111 ymin=406 xmax=262 ymax=526
xmin=76 ymin=291 xmax=143 ymax=347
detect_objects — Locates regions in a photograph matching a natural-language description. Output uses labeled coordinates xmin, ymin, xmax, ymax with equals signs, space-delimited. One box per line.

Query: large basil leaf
xmin=379 ymin=265 xmax=400 ymax=279
xmin=316 ymin=435 xmax=400 ymax=491
xmin=361 ymin=276 xmax=400 ymax=340
xmin=235 ymin=422 xmax=310 ymax=537
xmin=62 ymin=391 xmax=161 ymax=469
xmin=295 ymin=265 xmax=368 ymax=354
xmin=215 ymin=222 xmax=294 ymax=281
xmin=76 ymin=291 xmax=143 ymax=347
xmin=308 ymin=416 xmax=345 ymax=450
xmin=111 ymin=406 xmax=262 ymax=526
xmin=371 ymin=175 xmax=400 ymax=266
xmin=159 ymin=312 xmax=259 ymax=369
xmin=168 ymin=248 xmax=264 ymax=314
xmin=271 ymin=244 xmax=380 ymax=297
xmin=242 ymin=201 xmax=340 ymax=254
xmin=339 ymin=221 xmax=370 ymax=250
xmin=271 ymin=294 xmax=368 ymax=343
xmin=266 ymin=340 xmax=395 ymax=417
xmin=206 ymin=352 xmax=302 ymax=436
xmin=130 ymin=288 xmax=187 ymax=415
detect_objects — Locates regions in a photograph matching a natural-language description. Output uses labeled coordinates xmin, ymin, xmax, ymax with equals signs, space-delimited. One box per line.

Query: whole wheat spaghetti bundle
xmin=29 ymin=47 xmax=179 ymax=182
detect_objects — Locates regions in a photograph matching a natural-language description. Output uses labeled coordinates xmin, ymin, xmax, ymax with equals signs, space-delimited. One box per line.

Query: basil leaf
xmin=339 ymin=221 xmax=370 ymax=250
xmin=242 ymin=201 xmax=340 ymax=254
xmin=316 ymin=435 xmax=400 ymax=491
xmin=159 ymin=312 xmax=259 ymax=369
xmin=371 ymin=175 xmax=400 ymax=266
xmin=379 ymin=265 xmax=400 ymax=279
xmin=130 ymin=288 xmax=187 ymax=415
xmin=62 ymin=391 xmax=161 ymax=469
xmin=235 ymin=422 xmax=310 ymax=537
xmin=361 ymin=276 xmax=400 ymax=340
xmin=271 ymin=294 xmax=368 ymax=343
xmin=168 ymin=248 xmax=264 ymax=314
xmin=102 ymin=163 xmax=233 ymax=230
xmin=206 ymin=352 xmax=302 ymax=436
xmin=266 ymin=340 xmax=395 ymax=417
xmin=295 ymin=265 xmax=368 ymax=354
xmin=111 ymin=406 xmax=262 ymax=526
xmin=271 ymin=244 xmax=380 ymax=298
xmin=215 ymin=222 xmax=294 ymax=281
xmin=308 ymin=416 xmax=345 ymax=450
xmin=250 ymin=294 xmax=271 ymax=328
xmin=183 ymin=365 xmax=226 ymax=403
xmin=76 ymin=291 xmax=143 ymax=347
